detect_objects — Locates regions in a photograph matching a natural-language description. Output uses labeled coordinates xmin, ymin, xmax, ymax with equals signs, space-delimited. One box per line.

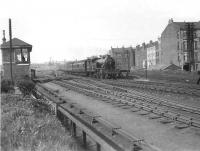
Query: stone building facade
xmin=146 ymin=40 xmax=161 ymax=69
xmin=135 ymin=43 xmax=147 ymax=69
xmin=161 ymin=19 xmax=200 ymax=71
xmin=135 ymin=40 xmax=161 ymax=69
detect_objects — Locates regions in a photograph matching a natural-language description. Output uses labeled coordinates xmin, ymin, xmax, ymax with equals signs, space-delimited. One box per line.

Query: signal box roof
xmin=1 ymin=38 xmax=32 ymax=49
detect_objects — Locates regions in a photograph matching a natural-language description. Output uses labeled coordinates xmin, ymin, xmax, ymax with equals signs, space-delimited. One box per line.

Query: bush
xmin=1 ymin=79 xmax=14 ymax=93
xmin=17 ymin=80 xmax=35 ymax=96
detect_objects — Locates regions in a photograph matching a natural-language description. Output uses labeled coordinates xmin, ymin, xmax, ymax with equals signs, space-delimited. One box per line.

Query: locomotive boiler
xmin=94 ymin=55 xmax=116 ymax=79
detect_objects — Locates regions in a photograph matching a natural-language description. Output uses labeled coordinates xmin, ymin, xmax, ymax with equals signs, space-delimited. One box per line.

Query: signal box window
xmin=15 ymin=48 xmax=29 ymax=63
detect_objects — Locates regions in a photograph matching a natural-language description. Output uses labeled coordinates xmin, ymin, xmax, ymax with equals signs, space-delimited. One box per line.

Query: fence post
xmin=72 ymin=122 xmax=76 ymax=137
xmin=96 ymin=142 xmax=101 ymax=151
xmin=82 ymin=131 xmax=87 ymax=148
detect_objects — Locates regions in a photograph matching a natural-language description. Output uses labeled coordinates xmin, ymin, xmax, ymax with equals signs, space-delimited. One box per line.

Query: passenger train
xmin=60 ymin=54 xmax=130 ymax=79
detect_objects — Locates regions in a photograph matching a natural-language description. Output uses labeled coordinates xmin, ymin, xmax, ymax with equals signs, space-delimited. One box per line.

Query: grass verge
xmin=1 ymin=93 xmax=77 ymax=151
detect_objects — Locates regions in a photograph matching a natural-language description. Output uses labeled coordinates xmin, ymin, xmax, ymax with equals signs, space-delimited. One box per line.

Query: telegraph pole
xmin=127 ymin=50 xmax=130 ymax=77
xmin=145 ymin=60 xmax=147 ymax=79
xmin=9 ymin=18 xmax=14 ymax=84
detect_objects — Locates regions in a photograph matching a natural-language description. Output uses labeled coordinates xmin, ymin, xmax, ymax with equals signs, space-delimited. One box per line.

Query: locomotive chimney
xmin=2 ymin=30 xmax=6 ymax=43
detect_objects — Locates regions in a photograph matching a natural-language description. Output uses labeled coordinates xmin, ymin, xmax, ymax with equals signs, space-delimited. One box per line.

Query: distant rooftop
xmin=1 ymin=38 xmax=32 ymax=49
xmin=174 ymin=22 xmax=200 ymax=30
xmin=168 ymin=18 xmax=200 ymax=30
xmin=110 ymin=46 xmax=135 ymax=52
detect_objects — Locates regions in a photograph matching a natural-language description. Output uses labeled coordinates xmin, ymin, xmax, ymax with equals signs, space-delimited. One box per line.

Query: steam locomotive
xmin=61 ymin=55 xmax=118 ymax=79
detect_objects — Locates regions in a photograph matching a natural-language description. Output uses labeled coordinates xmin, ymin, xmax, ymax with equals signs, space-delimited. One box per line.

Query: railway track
xmin=103 ymin=79 xmax=200 ymax=97
xmin=60 ymin=73 xmax=200 ymax=97
xmin=71 ymin=77 xmax=200 ymax=112
xmin=51 ymin=78 xmax=200 ymax=129
xmin=35 ymin=82 xmax=159 ymax=151
xmin=79 ymin=78 xmax=200 ymax=115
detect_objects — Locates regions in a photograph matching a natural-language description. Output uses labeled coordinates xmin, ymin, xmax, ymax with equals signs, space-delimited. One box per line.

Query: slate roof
xmin=163 ymin=63 xmax=181 ymax=70
xmin=173 ymin=21 xmax=200 ymax=30
xmin=110 ymin=47 xmax=135 ymax=52
xmin=1 ymin=38 xmax=32 ymax=49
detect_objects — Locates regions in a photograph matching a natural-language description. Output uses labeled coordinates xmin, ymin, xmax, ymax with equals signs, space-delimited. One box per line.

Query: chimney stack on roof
xmin=158 ymin=36 xmax=161 ymax=41
xmin=168 ymin=18 xmax=174 ymax=24
xmin=2 ymin=30 xmax=6 ymax=43
xmin=142 ymin=42 xmax=146 ymax=48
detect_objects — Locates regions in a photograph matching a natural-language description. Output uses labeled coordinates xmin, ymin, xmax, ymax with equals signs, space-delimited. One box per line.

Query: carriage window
xmin=15 ymin=48 xmax=29 ymax=63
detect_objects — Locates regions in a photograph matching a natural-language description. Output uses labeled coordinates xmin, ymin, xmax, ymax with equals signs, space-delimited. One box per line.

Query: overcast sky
xmin=0 ymin=0 xmax=200 ymax=63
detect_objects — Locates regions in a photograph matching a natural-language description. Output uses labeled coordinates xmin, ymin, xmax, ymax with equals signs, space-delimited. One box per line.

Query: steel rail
xmin=52 ymin=79 xmax=200 ymax=128
xmin=35 ymin=83 xmax=158 ymax=151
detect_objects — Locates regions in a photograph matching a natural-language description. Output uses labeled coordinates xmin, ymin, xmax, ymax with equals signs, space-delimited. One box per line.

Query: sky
xmin=0 ymin=0 xmax=200 ymax=63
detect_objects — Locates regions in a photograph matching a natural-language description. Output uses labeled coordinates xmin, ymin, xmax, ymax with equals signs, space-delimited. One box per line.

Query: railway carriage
xmin=68 ymin=60 xmax=87 ymax=76
xmin=65 ymin=61 xmax=73 ymax=72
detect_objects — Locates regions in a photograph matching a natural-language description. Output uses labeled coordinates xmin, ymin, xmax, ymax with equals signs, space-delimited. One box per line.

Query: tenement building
xmin=135 ymin=43 xmax=147 ymax=69
xmin=146 ymin=40 xmax=161 ymax=69
xmin=161 ymin=19 xmax=200 ymax=71
xmin=135 ymin=40 xmax=161 ymax=69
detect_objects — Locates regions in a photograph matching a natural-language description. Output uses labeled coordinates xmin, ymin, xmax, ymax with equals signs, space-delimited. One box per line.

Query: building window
xmin=184 ymin=53 xmax=188 ymax=62
xmin=183 ymin=31 xmax=186 ymax=38
xmin=193 ymin=33 xmax=197 ymax=38
xmin=196 ymin=64 xmax=198 ymax=70
xmin=22 ymin=49 xmax=28 ymax=62
xmin=194 ymin=41 xmax=198 ymax=50
xmin=16 ymin=49 xmax=22 ymax=62
xmin=183 ymin=41 xmax=187 ymax=51
xmin=195 ymin=52 xmax=198 ymax=61
xmin=15 ymin=48 xmax=29 ymax=63
xmin=177 ymin=32 xmax=179 ymax=39
xmin=156 ymin=52 xmax=159 ymax=57
xmin=177 ymin=41 xmax=179 ymax=50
